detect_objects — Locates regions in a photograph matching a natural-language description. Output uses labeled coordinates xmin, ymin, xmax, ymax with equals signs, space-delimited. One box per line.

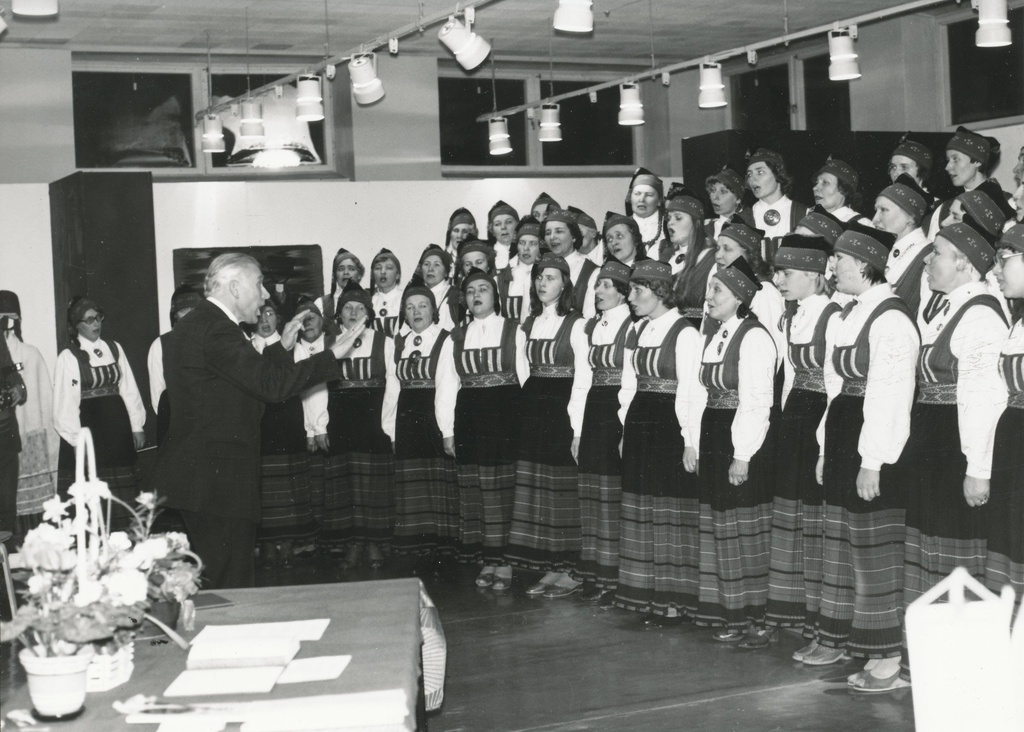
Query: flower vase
xmin=19 ymin=646 xmax=95 ymax=720
xmin=148 ymin=599 xmax=181 ymax=630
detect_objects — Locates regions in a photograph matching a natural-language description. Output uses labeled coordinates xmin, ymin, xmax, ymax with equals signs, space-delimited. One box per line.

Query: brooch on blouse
xmin=413 ymin=335 xmax=423 ymax=347
xmin=93 ymin=348 xmax=103 ymax=358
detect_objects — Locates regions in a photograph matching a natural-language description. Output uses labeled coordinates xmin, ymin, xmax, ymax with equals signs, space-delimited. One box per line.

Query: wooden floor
xmin=257 ymin=553 xmax=916 ymax=732
xmin=0 ymin=551 xmax=916 ymax=730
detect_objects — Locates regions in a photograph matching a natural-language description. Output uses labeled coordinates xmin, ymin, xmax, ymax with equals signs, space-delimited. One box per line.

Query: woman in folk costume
xmin=614 ymin=260 xmax=702 ymax=622
xmin=896 ymin=222 xmax=1007 ymax=688
xmin=486 ymin=200 xmax=519 ymax=271
xmin=924 ymin=126 xmax=1001 ymax=239
xmin=315 ymin=282 xmax=398 ymax=569
xmin=253 ymin=299 xmax=317 ymax=570
xmin=988 ymin=224 xmax=1024 ymax=612
xmin=871 ymin=175 xmax=932 ymax=317
xmin=602 ymin=212 xmax=647 ymax=269
xmin=1 ymin=291 xmax=58 ymax=538
xmin=887 ymin=134 xmax=934 ymax=191
xmin=506 ymin=254 xmax=593 ymax=598
xmin=707 ymin=222 xmax=786 ymax=371
xmin=321 ymin=248 xmax=365 ymax=334
xmin=443 ymin=208 xmax=478 ymax=280
xmin=811 ymin=158 xmax=870 ymax=225
xmin=416 ymin=245 xmax=459 ymax=332
xmin=543 ymin=209 xmax=599 ymax=319
xmin=660 ymin=185 xmax=707 ymax=275
xmin=370 ymin=248 xmax=404 ymax=338
xmin=387 ymin=277 xmax=460 ymax=576
xmin=574 ymin=261 xmax=635 ymax=605
xmin=53 ymin=297 xmax=146 ymax=530
xmin=456 ymin=240 xmax=509 ymax=325
xmin=688 ymin=257 xmax=777 ymax=644
xmin=625 ymin=167 xmax=667 ymax=257
xmin=704 ymin=167 xmax=754 ymax=246
xmin=503 ymin=216 xmax=543 ymax=324
xmin=805 ymin=227 xmax=918 ymax=688
xmin=745 ymin=148 xmax=810 ymax=265
xmin=530 ymin=191 xmax=560 ymax=222
xmin=763 ymin=237 xmax=842 ymax=650
xmin=439 ymin=267 xmax=528 ymax=591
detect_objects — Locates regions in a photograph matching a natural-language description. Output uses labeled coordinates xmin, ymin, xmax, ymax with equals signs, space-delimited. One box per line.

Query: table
xmin=4 ymin=578 xmax=424 ymax=731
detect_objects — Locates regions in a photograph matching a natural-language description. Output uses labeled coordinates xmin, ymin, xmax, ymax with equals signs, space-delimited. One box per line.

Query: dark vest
xmin=785 ymin=301 xmax=842 ymax=394
xmin=833 ymin=297 xmax=915 ymax=396
xmin=451 ymin=317 xmax=519 ymax=388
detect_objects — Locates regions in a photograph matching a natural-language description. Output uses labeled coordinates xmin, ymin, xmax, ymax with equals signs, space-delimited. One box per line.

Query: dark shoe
xmin=598 ymin=593 xmax=618 ymax=610
xmin=738 ymin=627 xmax=777 ymax=650
xmin=343 ymin=544 xmax=363 ymax=569
xmin=367 ymin=544 xmax=385 ymax=570
xmin=579 ymin=586 xmax=607 ymax=602
xmin=543 ymin=583 xmax=582 ymax=599
xmin=278 ymin=541 xmax=293 ymax=569
xmin=801 ymin=646 xmax=848 ymax=666
xmin=259 ymin=543 xmax=277 ymax=570
xmin=712 ymin=629 xmax=746 ymax=643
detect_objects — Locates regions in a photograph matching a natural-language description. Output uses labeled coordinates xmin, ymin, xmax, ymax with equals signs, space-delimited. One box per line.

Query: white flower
xmin=27 ymin=574 xmax=51 ymax=595
xmin=67 ymin=480 xmax=112 ymax=502
xmin=107 ymin=532 xmax=132 ymax=553
xmin=41 ymin=496 xmax=69 ymax=525
xmin=74 ymin=578 xmax=104 ymax=607
xmin=164 ymin=532 xmax=190 ymax=551
xmin=21 ymin=523 xmax=76 ymax=571
xmin=136 ymin=492 xmax=156 ymax=511
xmin=104 ymin=569 xmax=148 ymax=606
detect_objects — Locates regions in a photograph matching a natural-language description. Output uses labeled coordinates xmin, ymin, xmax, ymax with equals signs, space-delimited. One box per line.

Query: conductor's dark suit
xmin=151 ymin=299 xmax=342 ymax=588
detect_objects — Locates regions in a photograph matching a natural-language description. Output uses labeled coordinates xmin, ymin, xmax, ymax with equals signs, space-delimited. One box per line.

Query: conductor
xmin=151 ymin=253 xmax=364 ymax=588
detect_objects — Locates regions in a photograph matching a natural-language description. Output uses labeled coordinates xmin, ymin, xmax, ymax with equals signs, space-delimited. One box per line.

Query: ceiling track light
xmin=828 ymin=26 xmax=861 ymax=81
xmin=553 ymin=0 xmax=593 ymax=33
xmin=11 ymin=0 xmax=57 ymax=16
xmin=539 ymin=103 xmax=561 ymax=142
xmin=698 ymin=60 xmax=726 ymax=109
xmin=618 ymin=83 xmax=644 ymax=126
xmin=349 ymin=54 xmax=385 ymax=105
xmin=201 ymin=114 xmax=225 ymax=153
xmin=488 ymin=117 xmax=512 ymax=154
xmin=438 ymin=15 xmax=491 ymax=70
xmin=975 ymin=0 xmax=1011 ymax=47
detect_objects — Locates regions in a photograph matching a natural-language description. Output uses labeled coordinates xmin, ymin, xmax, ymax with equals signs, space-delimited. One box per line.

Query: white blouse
xmin=818 ymin=283 xmax=920 ymax=467
xmin=251 ymin=330 xmax=280 ymax=355
xmin=53 ymin=336 xmax=146 ymax=446
xmin=780 ymin=294 xmax=841 ymax=409
xmin=507 ymin=259 xmax=534 ymax=324
xmin=706 ymin=263 xmax=786 ymax=370
xmin=919 ymin=281 xmax=1008 ymax=479
xmin=146 ymin=336 xmax=164 ymax=413
xmin=885 ymin=227 xmax=929 ymax=285
xmin=618 ymin=308 xmax=702 ymax=441
xmin=688 ymin=314 xmax=776 ymax=461
xmin=294 ymin=334 xmax=328 ymax=438
xmin=371 ymin=287 xmax=405 ymax=334
xmin=431 ymin=281 xmax=457 ymax=332
xmin=526 ymin=303 xmax=593 ymax=437
xmin=752 ymin=196 xmax=795 ymax=241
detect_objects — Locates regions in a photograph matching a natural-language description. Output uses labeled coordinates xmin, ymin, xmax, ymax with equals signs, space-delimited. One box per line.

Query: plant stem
xmin=143 ymin=612 xmax=190 ymax=651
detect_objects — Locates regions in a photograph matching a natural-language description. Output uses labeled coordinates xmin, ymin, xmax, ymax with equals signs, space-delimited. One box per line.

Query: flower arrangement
xmin=1 ymin=474 xmax=202 ymax=658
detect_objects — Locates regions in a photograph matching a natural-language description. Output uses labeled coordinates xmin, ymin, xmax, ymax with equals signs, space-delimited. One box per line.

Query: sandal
xmin=475 ymin=566 xmax=496 ymax=587
xmin=801 ymin=646 xmax=848 ymax=666
xmin=792 ymin=640 xmax=819 ymax=662
xmin=849 ymin=668 xmax=911 ymax=693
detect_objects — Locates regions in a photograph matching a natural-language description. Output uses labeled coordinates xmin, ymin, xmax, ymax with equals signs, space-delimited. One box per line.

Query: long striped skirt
xmin=319 ymin=386 xmax=395 ymax=548
xmin=985 ymin=406 xmax=1024 ymax=612
xmin=575 ymin=385 xmax=624 ymax=590
xmin=614 ymin=391 xmax=699 ymax=615
xmin=393 ymin=387 xmax=460 ymax=556
xmin=816 ymin=394 xmax=905 ymax=658
xmin=257 ymin=398 xmax=317 ymax=543
xmin=454 ymin=383 xmax=519 ymax=564
xmin=506 ymin=376 xmax=580 ymax=572
xmin=694 ymin=405 xmax=773 ymax=629
xmin=900 ymin=401 xmax=987 ymax=679
xmin=57 ymin=394 xmax=138 ymax=532
xmin=765 ymin=388 xmax=827 ymax=632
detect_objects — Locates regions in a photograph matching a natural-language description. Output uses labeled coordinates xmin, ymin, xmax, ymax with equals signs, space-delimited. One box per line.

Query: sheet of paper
xmin=191 ymin=619 xmax=329 ymax=644
xmin=276 ymin=655 xmax=351 ymax=684
xmin=187 ymin=639 xmax=300 ymax=670
xmin=164 ymin=666 xmax=285 ymax=697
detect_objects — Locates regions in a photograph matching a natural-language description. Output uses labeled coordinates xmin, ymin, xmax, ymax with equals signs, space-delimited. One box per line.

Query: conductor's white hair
xmin=204 ymin=253 xmax=261 ymax=296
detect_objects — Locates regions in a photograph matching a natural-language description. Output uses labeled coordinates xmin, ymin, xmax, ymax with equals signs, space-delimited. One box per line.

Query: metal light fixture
xmin=539 ymin=104 xmax=562 ymax=142
xmin=201 ymin=115 xmax=225 ymax=153
xmin=976 ymin=0 xmax=1011 ymax=47
xmin=11 ymin=0 xmax=57 ymax=16
xmin=698 ymin=61 xmax=726 ymax=108
xmin=438 ymin=16 xmax=491 ymax=70
xmin=553 ymin=0 xmax=593 ymax=33
xmin=348 ymin=54 xmax=385 ymax=105
xmin=828 ymin=27 xmax=861 ymax=81
xmin=488 ymin=117 xmax=512 ymax=155
xmin=295 ymin=74 xmax=324 ymax=121
xmin=618 ymin=83 xmax=644 ymax=126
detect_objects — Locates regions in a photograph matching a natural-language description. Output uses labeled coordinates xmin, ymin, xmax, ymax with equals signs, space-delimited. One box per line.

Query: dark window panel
xmin=803 ymin=55 xmax=851 ymax=132
xmin=72 ymin=71 xmax=195 ymax=168
xmin=540 ymin=81 xmax=634 ymax=166
xmin=730 ymin=65 xmax=791 ymax=131
xmin=948 ymin=8 xmax=1024 ymax=124
xmin=438 ymin=77 xmax=527 ymax=166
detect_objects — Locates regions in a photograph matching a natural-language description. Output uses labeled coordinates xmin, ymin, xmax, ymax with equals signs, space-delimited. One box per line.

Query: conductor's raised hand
xmin=281 ymin=313 xmax=305 ymax=350
xmin=330 ymin=323 xmax=367 ymax=359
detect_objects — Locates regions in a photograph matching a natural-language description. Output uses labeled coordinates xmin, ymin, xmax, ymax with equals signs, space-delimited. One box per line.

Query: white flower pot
xmin=18 ymin=645 xmax=95 ymax=719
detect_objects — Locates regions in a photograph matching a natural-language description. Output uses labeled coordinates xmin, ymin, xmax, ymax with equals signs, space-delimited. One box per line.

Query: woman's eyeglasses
xmin=80 ymin=314 xmax=105 ymax=325
xmin=996 ymin=251 xmax=1024 ymax=265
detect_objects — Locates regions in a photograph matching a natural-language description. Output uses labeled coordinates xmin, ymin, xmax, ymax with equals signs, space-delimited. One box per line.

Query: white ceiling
xmin=0 ymin=0 xmax=933 ymax=65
